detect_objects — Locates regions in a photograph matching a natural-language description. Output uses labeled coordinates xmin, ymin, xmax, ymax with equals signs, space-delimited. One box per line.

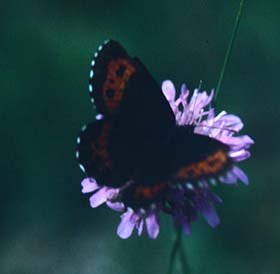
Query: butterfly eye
xmin=116 ymin=65 xmax=126 ymax=77
xmin=106 ymin=89 xmax=115 ymax=98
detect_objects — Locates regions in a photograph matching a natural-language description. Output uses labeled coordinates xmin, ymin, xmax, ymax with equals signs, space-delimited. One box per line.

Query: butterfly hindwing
xmin=118 ymin=130 xmax=232 ymax=209
xmin=76 ymin=119 xmax=129 ymax=188
xmin=121 ymin=181 xmax=170 ymax=209
xmin=171 ymin=127 xmax=232 ymax=182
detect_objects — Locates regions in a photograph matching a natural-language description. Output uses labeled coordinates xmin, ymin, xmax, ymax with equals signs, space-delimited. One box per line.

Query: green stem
xmin=179 ymin=243 xmax=192 ymax=274
xmin=214 ymin=0 xmax=245 ymax=103
xmin=166 ymin=228 xmax=192 ymax=274
xmin=166 ymin=228 xmax=182 ymax=274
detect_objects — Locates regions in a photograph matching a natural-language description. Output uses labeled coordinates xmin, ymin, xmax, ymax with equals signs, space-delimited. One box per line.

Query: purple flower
xmin=117 ymin=207 xmax=160 ymax=239
xmin=81 ymin=80 xmax=254 ymax=239
xmin=81 ymin=178 xmax=124 ymax=211
xmin=162 ymin=80 xmax=254 ymax=185
xmin=81 ymin=178 xmax=160 ymax=239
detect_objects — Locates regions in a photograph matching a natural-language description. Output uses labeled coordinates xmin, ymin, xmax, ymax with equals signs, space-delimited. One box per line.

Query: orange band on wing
xmin=103 ymin=59 xmax=136 ymax=113
xmin=135 ymin=182 xmax=168 ymax=199
xmin=90 ymin=122 xmax=113 ymax=170
xmin=175 ymin=149 xmax=229 ymax=181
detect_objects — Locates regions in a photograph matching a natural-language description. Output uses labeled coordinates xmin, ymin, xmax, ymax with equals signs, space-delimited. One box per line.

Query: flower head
xmin=81 ymin=80 xmax=254 ymax=239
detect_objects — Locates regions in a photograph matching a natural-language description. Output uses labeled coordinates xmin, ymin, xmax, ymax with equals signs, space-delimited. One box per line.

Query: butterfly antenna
xmin=214 ymin=0 xmax=245 ymax=105
xmin=198 ymin=80 xmax=203 ymax=91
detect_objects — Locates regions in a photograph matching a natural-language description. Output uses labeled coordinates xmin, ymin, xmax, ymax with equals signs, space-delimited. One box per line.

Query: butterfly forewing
xmin=89 ymin=40 xmax=136 ymax=115
xmin=107 ymin=57 xmax=177 ymax=184
xmin=84 ymin=40 xmax=177 ymax=187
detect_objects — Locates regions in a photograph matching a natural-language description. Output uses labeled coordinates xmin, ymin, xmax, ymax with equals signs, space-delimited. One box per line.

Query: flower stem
xmin=166 ymin=228 xmax=192 ymax=274
xmin=214 ymin=0 xmax=245 ymax=103
xmin=179 ymin=242 xmax=192 ymax=274
xmin=166 ymin=228 xmax=182 ymax=274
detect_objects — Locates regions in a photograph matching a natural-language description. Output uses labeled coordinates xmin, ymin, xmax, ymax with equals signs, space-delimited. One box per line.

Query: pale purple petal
xmin=145 ymin=213 xmax=160 ymax=239
xmin=209 ymin=192 xmax=223 ymax=203
xmin=178 ymin=85 xmax=189 ymax=104
xmin=136 ymin=219 xmax=144 ymax=236
xmin=218 ymin=114 xmax=243 ymax=131
xmin=117 ymin=209 xmax=135 ymax=239
xmin=190 ymin=92 xmax=207 ymax=110
xmin=162 ymin=80 xmax=176 ymax=101
xmin=89 ymin=187 xmax=114 ymax=208
xmin=235 ymin=135 xmax=255 ymax=148
xmin=194 ymin=196 xmax=220 ymax=228
xmin=179 ymin=215 xmax=191 ymax=235
xmin=204 ymin=89 xmax=214 ymax=105
xmin=81 ymin=178 xmax=99 ymax=193
xmin=232 ymin=166 xmax=249 ymax=185
xmin=207 ymin=108 xmax=215 ymax=119
xmin=213 ymin=110 xmax=227 ymax=121
xmin=200 ymin=203 xmax=220 ymax=227
xmin=106 ymin=201 xmax=125 ymax=212
xmin=220 ymin=135 xmax=254 ymax=150
xmin=229 ymin=150 xmax=251 ymax=161
xmin=181 ymin=83 xmax=187 ymax=95
xmin=220 ymin=171 xmax=238 ymax=184
xmin=188 ymin=90 xmax=207 ymax=115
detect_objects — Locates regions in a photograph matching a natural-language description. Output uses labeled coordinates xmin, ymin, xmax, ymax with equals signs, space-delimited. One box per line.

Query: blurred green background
xmin=1 ymin=0 xmax=279 ymax=273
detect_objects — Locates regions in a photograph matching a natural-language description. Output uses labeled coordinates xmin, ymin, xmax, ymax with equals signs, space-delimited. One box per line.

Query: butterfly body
xmin=77 ymin=40 xmax=232 ymax=209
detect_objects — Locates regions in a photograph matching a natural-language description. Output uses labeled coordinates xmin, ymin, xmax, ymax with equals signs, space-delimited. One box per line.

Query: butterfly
xmin=76 ymin=40 xmax=232 ymax=209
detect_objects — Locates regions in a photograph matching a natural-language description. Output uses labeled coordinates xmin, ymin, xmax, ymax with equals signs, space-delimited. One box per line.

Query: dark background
xmin=1 ymin=0 xmax=279 ymax=273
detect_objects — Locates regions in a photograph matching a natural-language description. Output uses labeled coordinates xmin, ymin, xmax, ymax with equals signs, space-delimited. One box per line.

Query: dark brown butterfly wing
xmin=170 ymin=127 xmax=232 ymax=182
xmin=77 ymin=40 xmax=176 ymax=189
xmin=118 ymin=127 xmax=232 ymax=209
xmin=77 ymin=118 xmax=131 ymax=188
xmin=88 ymin=40 xmax=136 ymax=115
